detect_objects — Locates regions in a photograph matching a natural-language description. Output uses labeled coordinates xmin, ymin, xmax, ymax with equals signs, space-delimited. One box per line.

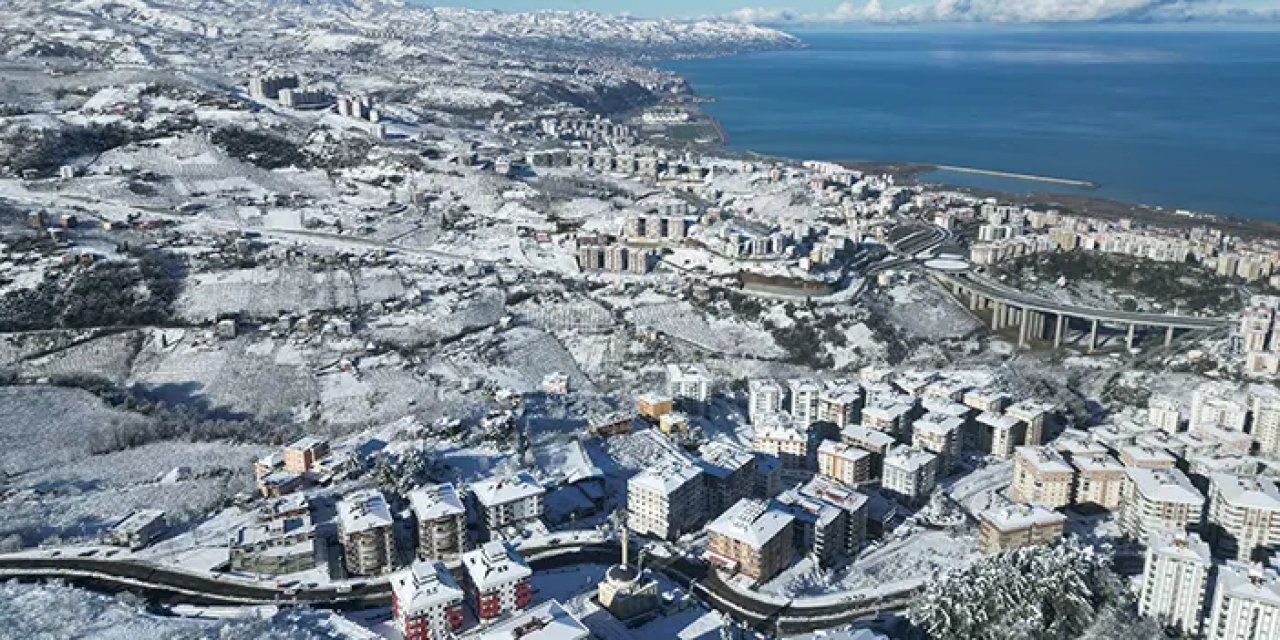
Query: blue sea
xmin=662 ymin=30 xmax=1280 ymax=220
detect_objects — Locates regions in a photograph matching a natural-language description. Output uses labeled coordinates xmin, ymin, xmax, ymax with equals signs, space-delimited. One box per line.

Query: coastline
xmin=670 ymin=84 xmax=1280 ymax=240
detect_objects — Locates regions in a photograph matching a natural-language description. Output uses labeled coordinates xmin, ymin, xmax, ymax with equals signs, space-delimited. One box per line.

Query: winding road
xmin=0 ymin=542 xmax=917 ymax=635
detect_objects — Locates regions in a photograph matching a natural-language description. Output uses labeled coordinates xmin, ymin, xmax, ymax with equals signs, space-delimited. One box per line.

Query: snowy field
xmin=0 ymin=582 xmax=360 ymax=640
xmin=630 ymin=302 xmax=784 ymax=359
xmin=177 ymin=266 xmax=407 ymax=322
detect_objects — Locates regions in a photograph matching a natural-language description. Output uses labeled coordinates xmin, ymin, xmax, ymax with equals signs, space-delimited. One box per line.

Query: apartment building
xmin=667 ymin=364 xmax=712 ymax=410
xmin=841 ymin=425 xmax=897 ymax=478
xmin=705 ymin=498 xmax=796 ymax=584
xmin=473 ymin=600 xmax=589 ymax=640
xmin=788 ymin=378 xmax=822 ymax=426
xmin=752 ymin=421 xmax=814 ymax=481
xmin=338 ymin=489 xmax=397 ymax=576
xmin=817 ymin=385 xmax=863 ymax=428
xmin=1119 ymin=467 xmax=1206 ymax=543
xmin=471 ymin=472 xmax=545 ymax=535
xmin=1207 ymin=473 xmax=1280 ymax=562
xmin=882 ymin=446 xmax=938 ymax=506
xmin=977 ymin=503 xmax=1066 ymax=554
xmin=409 ymin=483 xmax=466 ymax=561
xmin=862 ymin=402 xmax=914 ymax=441
xmin=816 ymin=440 xmax=873 ymax=487
xmin=635 ymin=393 xmax=674 ymax=421
xmin=1138 ymin=530 xmax=1212 ymax=638
xmin=775 ymin=475 xmax=868 ymax=565
xmin=391 ymin=561 xmax=465 ymax=640
xmin=1190 ymin=384 xmax=1249 ymax=432
xmin=1147 ymin=396 xmax=1185 ymax=433
xmin=1206 ymin=562 xmax=1280 ymax=640
xmin=912 ymin=414 xmax=962 ymax=474
xmin=1071 ymin=454 xmax=1127 ymax=510
xmin=698 ymin=442 xmax=757 ymax=516
xmin=627 ymin=461 xmax=705 ymax=540
xmin=1006 ymin=400 xmax=1054 ymax=446
xmin=461 ymin=542 xmax=533 ymax=620
xmin=747 ymin=379 xmax=784 ymax=425
xmin=1250 ymin=385 xmax=1280 ymax=456
xmin=283 ymin=436 xmax=329 ymax=473
xmin=1010 ymin=446 xmax=1075 ymax=509
xmin=976 ymin=412 xmax=1025 ymax=458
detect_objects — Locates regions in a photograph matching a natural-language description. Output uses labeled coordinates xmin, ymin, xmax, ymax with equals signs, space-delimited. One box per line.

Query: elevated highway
xmin=936 ymin=271 xmax=1232 ymax=350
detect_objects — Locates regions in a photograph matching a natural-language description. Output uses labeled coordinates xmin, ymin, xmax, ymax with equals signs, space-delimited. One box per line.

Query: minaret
xmin=621 ymin=524 xmax=629 ymax=568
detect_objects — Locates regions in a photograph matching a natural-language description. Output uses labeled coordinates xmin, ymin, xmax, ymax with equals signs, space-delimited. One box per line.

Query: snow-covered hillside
xmin=3 ymin=0 xmax=800 ymax=58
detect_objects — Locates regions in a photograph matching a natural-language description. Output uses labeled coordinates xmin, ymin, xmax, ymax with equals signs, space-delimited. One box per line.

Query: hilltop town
xmin=2 ymin=1 xmax=1280 ymax=639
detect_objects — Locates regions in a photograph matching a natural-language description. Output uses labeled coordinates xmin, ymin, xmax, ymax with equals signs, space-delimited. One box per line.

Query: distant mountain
xmin=4 ymin=0 xmax=800 ymax=57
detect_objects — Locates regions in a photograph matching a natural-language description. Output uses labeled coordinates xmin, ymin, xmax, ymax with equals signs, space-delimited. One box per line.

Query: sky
xmin=419 ymin=0 xmax=1280 ymax=24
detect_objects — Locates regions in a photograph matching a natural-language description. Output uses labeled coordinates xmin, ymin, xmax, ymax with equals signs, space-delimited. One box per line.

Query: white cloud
xmin=716 ymin=0 xmax=1280 ymax=24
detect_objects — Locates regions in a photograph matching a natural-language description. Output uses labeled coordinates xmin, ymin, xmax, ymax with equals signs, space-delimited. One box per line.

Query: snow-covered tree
xmin=908 ymin=538 xmax=1139 ymax=640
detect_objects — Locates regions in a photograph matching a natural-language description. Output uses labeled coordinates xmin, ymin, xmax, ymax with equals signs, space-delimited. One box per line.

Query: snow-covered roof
xmin=1120 ymin=445 xmax=1176 ymax=465
xmin=1126 ymin=467 xmax=1205 ymax=506
xmin=1016 ymin=446 xmax=1072 ymax=474
xmin=841 ymin=425 xmax=895 ymax=449
xmin=392 ymin=561 xmax=464 ymax=616
xmin=1071 ymin=454 xmax=1125 ymax=475
xmin=818 ymin=439 xmax=870 ymax=463
xmin=287 ymin=436 xmax=328 ymax=451
xmin=706 ymin=498 xmax=794 ymax=549
xmin=1148 ymin=529 xmax=1212 ymax=566
xmin=1006 ymin=399 xmax=1054 ymax=419
xmin=884 ymin=445 xmax=936 ymax=473
xmin=748 ymin=379 xmax=783 ymax=393
xmin=462 ymin=542 xmax=532 ymax=592
xmin=474 ymin=599 xmax=588 ymax=640
xmin=1216 ymin=561 xmax=1280 ymax=607
xmin=337 ymin=489 xmax=394 ymax=534
xmin=921 ymin=396 xmax=975 ymax=419
xmin=628 ymin=461 xmax=703 ymax=496
xmin=787 ymin=378 xmax=822 ymax=394
xmin=697 ymin=442 xmax=754 ymax=479
xmin=798 ymin=474 xmax=868 ymax=513
xmin=980 ymin=503 xmax=1066 ymax=532
xmin=862 ymin=402 xmax=912 ymax=421
xmin=409 ymin=483 xmax=466 ymax=522
xmin=112 ymin=509 xmax=166 ymax=535
xmin=976 ymin=411 xmax=1021 ymax=431
xmin=913 ymin=414 xmax=963 ymax=436
xmin=753 ymin=424 xmax=807 ymax=443
xmin=1211 ymin=474 xmax=1280 ymax=511
xmin=819 ymin=384 xmax=862 ymax=404
xmin=471 ymin=471 xmax=545 ymax=508
xmin=666 ymin=363 xmax=710 ymax=382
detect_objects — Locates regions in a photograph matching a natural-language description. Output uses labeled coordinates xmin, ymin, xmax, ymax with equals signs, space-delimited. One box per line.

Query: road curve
xmin=940 ymin=272 xmax=1232 ymax=330
xmin=0 ymin=543 xmax=917 ymax=633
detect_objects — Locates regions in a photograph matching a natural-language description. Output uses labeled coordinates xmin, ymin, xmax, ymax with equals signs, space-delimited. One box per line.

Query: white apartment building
xmin=338 ymin=489 xmax=397 ymax=576
xmin=1138 ymin=530 xmax=1212 ymax=638
xmin=408 ymin=483 xmax=466 ymax=560
xmin=1011 ymin=446 xmax=1075 ymax=509
xmin=882 ymin=445 xmax=938 ymax=506
xmin=1190 ymin=383 xmax=1249 ymax=432
xmin=817 ymin=384 xmax=862 ymax=428
xmin=1119 ymin=467 xmax=1206 ymax=544
xmin=775 ymin=475 xmax=868 ymax=564
xmin=752 ymin=421 xmax=813 ymax=480
xmin=470 ymin=472 xmax=545 ymax=534
xmin=1249 ymin=385 xmax=1280 ymax=456
xmin=627 ymin=461 xmax=705 ymax=540
xmin=817 ymin=440 xmax=873 ymax=486
xmin=391 ymin=560 xmax=465 ymax=640
xmin=788 ymin=378 xmax=822 ymax=426
xmin=1147 ymin=395 xmax=1185 ymax=433
xmin=748 ymin=379 xmax=784 ymax=425
xmin=911 ymin=414 xmax=962 ymax=473
xmin=461 ymin=542 xmax=533 ymax=620
xmin=1208 ymin=474 xmax=1280 ymax=562
xmin=666 ymin=364 xmax=711 ymax=409
xmin=1207 ymin=561 xmax=1280 ymax=640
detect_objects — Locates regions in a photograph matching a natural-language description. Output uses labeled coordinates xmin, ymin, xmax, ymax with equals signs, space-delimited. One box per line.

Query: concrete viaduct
xmin=935 ymin=272 xmax=1234 ymax=351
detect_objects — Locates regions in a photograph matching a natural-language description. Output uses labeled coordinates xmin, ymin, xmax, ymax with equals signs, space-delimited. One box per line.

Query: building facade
xmin=705 ymin=498 xmax=795 ymax=584
xmin=409 ymin=483 xmax=466 ymax=561
xmin=1011 ymin=446 xmax=1075 ymax=509
xmin=461 ymin=542 xmax=533 ymax=620
xmin=391 ymin=561 xmax=465 ymax=640
xmin=1138 ymin=530 xmax=1212 ymax=638
xmin=338 ymin=489 xmax=397 ymax=576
